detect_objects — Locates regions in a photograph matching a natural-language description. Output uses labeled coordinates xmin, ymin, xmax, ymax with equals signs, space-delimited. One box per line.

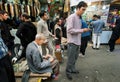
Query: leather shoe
xmin=66 ymin=74 xmax=72 ymax=80
xmin=96 ymin=48 xmax=99 ymax=50
xmin=71 ymin=70 xmax=79 ymax=74
xmin=92 ymin=47 xmax=96 ymax=49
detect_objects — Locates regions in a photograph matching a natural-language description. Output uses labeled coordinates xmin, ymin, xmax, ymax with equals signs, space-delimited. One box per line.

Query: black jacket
xmin=16 ymin=21 xmax=37 ymax=47
xmin=0 ymin=20 xmax=15 ymax=49
xmin=113 ymin=18 xmax=120 ymax=36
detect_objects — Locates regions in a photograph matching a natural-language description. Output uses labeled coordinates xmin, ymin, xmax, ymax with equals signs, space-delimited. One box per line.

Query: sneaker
xmin=79 ymin=53 xmax=85 ymax=57
xmin=107 ymin=49 xmax=113 ymax=52
xmin=92 ymin=46 xmax=96 ymax=49
xmin=66 ymin=74 xmax=72 ymax=80
xmin=96 ymin=48 xmax=99 ymax=50
xmin=71 ymin=70 xmax=79 ymax=74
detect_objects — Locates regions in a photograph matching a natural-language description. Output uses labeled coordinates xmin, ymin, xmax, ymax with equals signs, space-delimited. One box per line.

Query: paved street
xmin=44 ymin=43 xmax=120 ymax=82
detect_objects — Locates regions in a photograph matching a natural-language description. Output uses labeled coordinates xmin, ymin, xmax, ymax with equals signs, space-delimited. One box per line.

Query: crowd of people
xmin=0 ymin=1 xmax=120 ymax=82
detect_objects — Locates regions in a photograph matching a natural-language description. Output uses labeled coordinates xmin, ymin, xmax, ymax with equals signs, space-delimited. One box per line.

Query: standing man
xmin=79 ymin=18 xmax=90 ymax=57
xmin=0 ymin=18 xmax=15 ymax=82
xmin=108 ymin=16 xmax=120 ymax=52
xmin=37 ymin=11 xmax=55 ymax=55
xmin=66 ymin=1 xmax=89 ymax=80
xmin=92 ymin=15 xmax=105 ymax=49
xmin=54 ymin=18 xmax=62 ymax=46
xmin=0 ymin=10 xmax=15 ymax=58
xmin=16 ymin=13 xmax=37 ymax=61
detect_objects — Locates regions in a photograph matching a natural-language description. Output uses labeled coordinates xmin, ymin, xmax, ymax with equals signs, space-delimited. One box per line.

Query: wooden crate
xmin=116 ymin=38 xmax=120 ymax=44
xmin=55 ymin=51 xmax=62 ymax=63
xmin=15 ymin=72 xmax=51 ymax=82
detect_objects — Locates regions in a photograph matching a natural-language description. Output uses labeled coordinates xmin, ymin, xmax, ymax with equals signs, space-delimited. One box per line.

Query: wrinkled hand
xmin=43 ymin=54 xmax=54 ymax=63
xmin=12 ymin=57 xmax=18 ymax=63
xmin=52 ymin=35 xmax=55 ymax=38
xmin=49 ymin=56 xmax=54 ymax=63
xmin=8 ymin=51 xmax=11 ymax=56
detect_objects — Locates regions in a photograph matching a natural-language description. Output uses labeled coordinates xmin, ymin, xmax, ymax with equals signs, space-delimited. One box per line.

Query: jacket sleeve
xmin=37 ymin=22 xmax=43 ymax=33
xmin=16 ymin=24 xmax=24 ymax=39
xmin=32 ymin=49 xmax=51 ymax=69
xmin=55 ymin=28 xmax=61 ymax=39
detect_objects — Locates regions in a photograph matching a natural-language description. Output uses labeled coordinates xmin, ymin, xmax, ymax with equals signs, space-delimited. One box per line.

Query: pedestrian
xmin=108 ymin=15 xmax=120 ymax=52
xmin=15 ymin=13 xmax=37 ymax=62
xmin=79 ymin=18 xmax=90 ymax=57
xmin=54 ymin=18 xmax=62 ymax=47
xmin=92 ymin=15 xmax=105 ymax=49
xmin=0 ymin=10 xmax=15 ymax=58
xmin=88 ymin=14 xmax=98 ymax=41
xmin=66 ymin=1 xmax=90 ymax=80
xmin=0 ymin=15 xmax=15 ymax=82
xmin=37 ymin=11 xmax=55 ymax=55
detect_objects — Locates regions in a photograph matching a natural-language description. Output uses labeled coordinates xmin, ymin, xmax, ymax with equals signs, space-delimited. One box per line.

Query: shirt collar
xmin=41 ymin=18 xmax=46 ymax=23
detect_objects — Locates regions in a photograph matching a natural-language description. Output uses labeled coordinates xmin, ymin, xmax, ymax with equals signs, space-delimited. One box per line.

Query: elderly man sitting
xmin=26 ymin=33 xmax=59 ymax=79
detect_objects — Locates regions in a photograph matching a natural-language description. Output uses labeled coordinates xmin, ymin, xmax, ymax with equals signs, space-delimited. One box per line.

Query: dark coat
xmin=16 ymin=21 xmax=37 ymax=47
xmin=111 ymin=17 xmax=120 ymax=37
xmin=0 ymin=21 xmax=15 ymax=49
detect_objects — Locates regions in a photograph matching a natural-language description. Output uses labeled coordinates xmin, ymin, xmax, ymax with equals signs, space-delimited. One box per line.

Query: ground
xmin=43 ymin=43 xmax=120 ymax=82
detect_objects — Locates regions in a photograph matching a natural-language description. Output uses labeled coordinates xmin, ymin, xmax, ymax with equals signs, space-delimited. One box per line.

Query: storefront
xmin=0 ymin=0 xmax=41 ymax=21
xmin=70 ymin=0 xmax=120 ymax=44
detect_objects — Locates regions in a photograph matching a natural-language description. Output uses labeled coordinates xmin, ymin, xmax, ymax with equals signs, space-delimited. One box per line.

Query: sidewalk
xmin=44 ymin=43 xmax=120 ymax=82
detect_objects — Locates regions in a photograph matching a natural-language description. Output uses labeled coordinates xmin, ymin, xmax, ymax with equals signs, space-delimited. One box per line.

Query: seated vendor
xmin=26 ymin=33 xmax=59 ymax=78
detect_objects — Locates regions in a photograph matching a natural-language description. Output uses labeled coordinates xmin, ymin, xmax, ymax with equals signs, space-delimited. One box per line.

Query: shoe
xmin=92 ymin=47 xmax=96 ymax=49
xmin=107 ymin=49 xmax=113 ymax=52
xmin=71 ymin=70 xmax=79 ymax=74
xmin=96 ymin=48 xmax=99 ymax=50
xmin=79 ymin=53 xmax=85 ymax=57
xmin=66 ymin=74 xmax=72 ymax=80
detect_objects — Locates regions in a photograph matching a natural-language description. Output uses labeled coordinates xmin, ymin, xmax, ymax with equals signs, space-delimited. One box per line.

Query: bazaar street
xmin=44 ymin=43 xmax=120 ymax=82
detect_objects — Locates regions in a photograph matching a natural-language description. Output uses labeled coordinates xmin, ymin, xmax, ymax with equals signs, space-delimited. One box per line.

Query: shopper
xmin=79 ymin=18 xmax=90 ymax=57
xmin=108 ymin=16 xmax=120 ymax=52
xmin=54 ymin=18 xmax=62 ymax=46
xmin=0 ymin=10 xmax=15 ymax=58
xmin=92 ymin=15 xmax=105 ymax=49
xmin=66 ymin=1 xmax=90 ymax=80
xmin=37 ymin=11 xmax=55 ymax=55
xmin=16 ymin=13 xmax=37 ymax=61
xmin=0 ymin=15 xmax=15 ymax=82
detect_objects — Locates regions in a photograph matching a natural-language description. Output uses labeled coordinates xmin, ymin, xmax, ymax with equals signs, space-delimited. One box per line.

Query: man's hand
xmin=83 ymin=28 xmax=91 ymax=32
xmin=43 ymin=54 xmax=54 ymax=63
xmin=12 ymin=57 xmax=18 ymax=63
xmin=43 ymin=54 xmax=51 ymax=59
xmin=52 ymin=35 xmax=55 ymax=38
xmin=49 ymin=56 xmax=54 ymax=63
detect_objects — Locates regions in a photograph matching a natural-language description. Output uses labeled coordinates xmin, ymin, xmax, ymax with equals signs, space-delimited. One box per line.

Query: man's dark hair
xmin=55 ymin=18 xmax=60 ymax=23
xmin=93 ymin=14 xmax=98 ymax=18
xmin=39 ymin=11 xmax=47 ymax=18
xmin=97 ymin=15 xmax=101 ymax=19
xmin=0 ymin=10 xmax=8 ymax=15
xmin=22 ymin=13 xmax=30 ymax=19
xmin=76 ymin=1 xmax=88 ymax=9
